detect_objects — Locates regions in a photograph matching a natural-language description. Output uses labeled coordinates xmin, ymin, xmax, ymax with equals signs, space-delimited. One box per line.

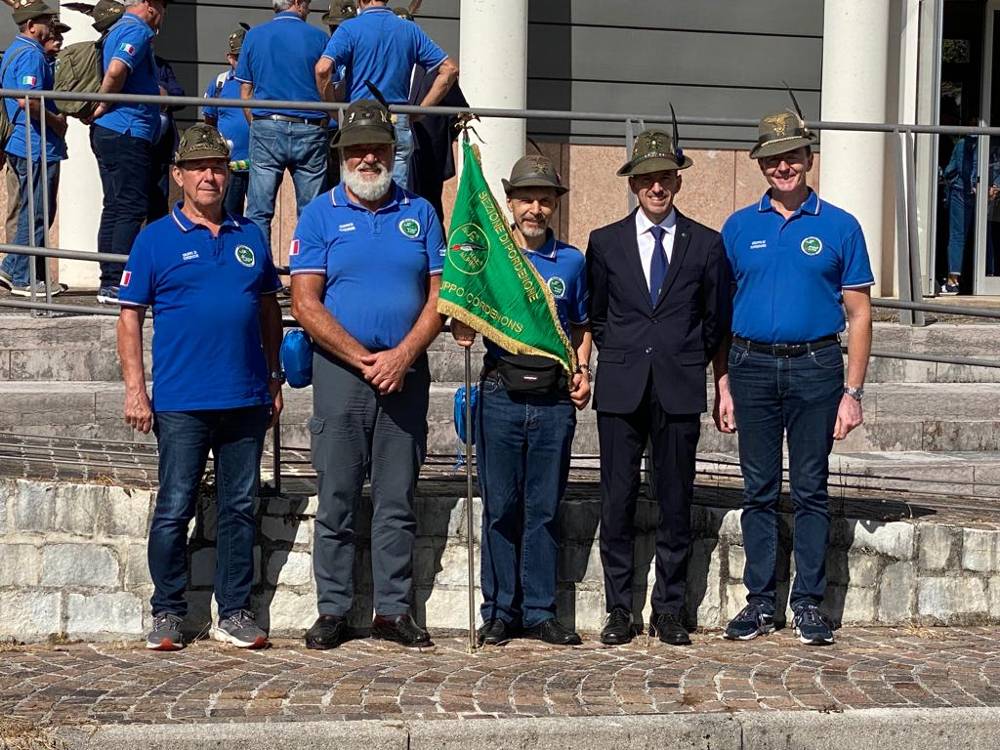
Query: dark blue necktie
xmin=648 ymin=225 xmax=669 ymax=305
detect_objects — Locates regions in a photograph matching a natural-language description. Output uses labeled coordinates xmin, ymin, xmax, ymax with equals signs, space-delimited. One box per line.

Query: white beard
xmin=341 ymin=160 xmax=394 ymax=202
xmin=519 ymin=224 xmax=548 ymax=239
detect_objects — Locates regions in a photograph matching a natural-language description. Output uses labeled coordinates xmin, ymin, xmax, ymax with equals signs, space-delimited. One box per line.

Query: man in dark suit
xmin=586 ymin=128 xmax=731 ymax=646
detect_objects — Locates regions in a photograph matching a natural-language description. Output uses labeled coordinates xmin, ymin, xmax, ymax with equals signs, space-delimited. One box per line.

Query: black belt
xmin=253 ymin=114 xmax=326 ymax=126
xmin=732 ymin=335 xmax=839 ymax=358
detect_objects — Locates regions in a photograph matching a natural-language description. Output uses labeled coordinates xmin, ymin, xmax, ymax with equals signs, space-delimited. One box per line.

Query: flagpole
xmin=464 ymin=346 xmax=477 ymax=653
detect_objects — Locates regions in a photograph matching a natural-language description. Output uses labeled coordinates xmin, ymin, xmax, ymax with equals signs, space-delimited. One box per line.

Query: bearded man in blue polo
xmin=715 ymin=102 xmax=874 ymax=646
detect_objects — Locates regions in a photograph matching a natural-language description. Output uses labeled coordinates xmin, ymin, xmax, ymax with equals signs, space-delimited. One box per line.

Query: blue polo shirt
xmin=721 ymin=190 xmax=874 ymax=344
xmin=290 ymin=183 xmax=445 ymax=350
xmin=235 ymin=12 xmax=329 ymax=119
xmin=119 ymin=204 xmax=283 ymax=412
xmin=94 ymin=14 xmax=160 ymax=142
xmin=203 ymin=70 xmax=250 ymax=165
xmin=484 ymin=232 xmax=589 ymax=361
xmin=2 ymin=35 xmax=66 ymax=162
xmin=321 ymin=6 xmax=448 ymax=104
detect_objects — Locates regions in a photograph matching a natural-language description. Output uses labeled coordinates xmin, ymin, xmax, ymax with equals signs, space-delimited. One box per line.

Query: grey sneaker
xmin=146 ymin=612 xmax=184 ymax=651
xmin=724 ymin=603 xmax=775 ymax=641
xmin=792 ymin=604 xmax=834 ymax=645
xmin=96 ymin=285 xmax=120 ymax=304
xmin=211 ymin=609 xmax=268 ymax=649
xmin=11 ymin=280 xmax=62 ymax=298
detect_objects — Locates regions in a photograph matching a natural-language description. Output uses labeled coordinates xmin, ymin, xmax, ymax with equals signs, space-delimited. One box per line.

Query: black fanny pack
xmin=495 ymin=354 xmax=567 ymax=396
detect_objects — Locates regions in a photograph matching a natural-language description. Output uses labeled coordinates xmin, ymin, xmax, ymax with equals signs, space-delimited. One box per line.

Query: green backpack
xmin=53 ymin=40 xmax=104 ymax=119
xmin=0 ymin=47 xmax=32 ymax=151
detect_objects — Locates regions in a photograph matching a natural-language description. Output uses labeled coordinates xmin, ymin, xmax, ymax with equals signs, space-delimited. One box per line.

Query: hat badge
xmin=763 ymin=114 xmax=789 ymax=138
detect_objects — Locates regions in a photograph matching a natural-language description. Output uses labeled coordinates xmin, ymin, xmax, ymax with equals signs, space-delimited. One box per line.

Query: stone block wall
xmin=1 ymin=477 xmax=999 ymax=642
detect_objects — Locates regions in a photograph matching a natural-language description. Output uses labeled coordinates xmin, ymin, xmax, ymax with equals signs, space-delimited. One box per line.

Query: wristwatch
xmin=270 ymin=369 xmax=286 ymax=384
xmin=575 ymin=363 xmax=591 ymax=379
xmin=844 ymin=385 xmax=864 ymax=401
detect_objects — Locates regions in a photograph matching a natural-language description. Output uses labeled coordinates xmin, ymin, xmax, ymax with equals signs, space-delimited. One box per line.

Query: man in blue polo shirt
xmin=0 ymin=1 xmax=67 ymax=298
xmin=89 ymin=0 xmax=167 ymax=304
xmin=315 ymin=0 xmax=459 ymax=189
xmin=290 ymin=99 xmax=445 ymax=650
xmin=716 ymin=103 xmax=873 ymax=646
xmin=236 ymin=0 xmax=329 ymax=248
xmin=117 ymin=125 xmax=284 ymax=652
xmin=450 ymin=156 xmax=592 ymax=647
xmin=204 ymin=23 xmax=251 ymax=215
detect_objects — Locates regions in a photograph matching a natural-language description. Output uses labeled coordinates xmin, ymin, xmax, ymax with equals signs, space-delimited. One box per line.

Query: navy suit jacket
xmin=585 ymin=208 xmax=731 ymax=415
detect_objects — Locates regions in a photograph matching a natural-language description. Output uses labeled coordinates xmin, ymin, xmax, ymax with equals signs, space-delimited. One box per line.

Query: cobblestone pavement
xmin=1 ymin=627 xmax=999 ymax=727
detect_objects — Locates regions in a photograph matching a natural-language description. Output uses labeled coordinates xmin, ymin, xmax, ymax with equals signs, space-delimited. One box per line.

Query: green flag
xmin=437 ymin=140 xmax=576 ymax=372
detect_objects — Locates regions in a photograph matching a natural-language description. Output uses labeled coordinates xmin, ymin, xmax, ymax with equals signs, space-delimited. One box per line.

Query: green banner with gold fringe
xmin=437 ymin=139 xmax=576 ymax=372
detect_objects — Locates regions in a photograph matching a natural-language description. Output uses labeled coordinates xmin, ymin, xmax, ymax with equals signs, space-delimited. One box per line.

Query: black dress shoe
xmin=371 ymin=613 xmax=432 ymax=647
xmin=649 ymin=611 xmax=691 ymax=646
xmin=600 ymin=607 xmax=634 ymax=645
xmin=524 ymin=618 xmax=582 ymax=646
xmin=305 ymin=614 xmax=346 ymax=649
xmin=477 ymin=619 xmax=512 ymax=646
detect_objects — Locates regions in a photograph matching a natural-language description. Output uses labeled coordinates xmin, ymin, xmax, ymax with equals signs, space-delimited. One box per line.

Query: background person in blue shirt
xmin=0 ymin=1 xmax=67 ymax=298
xmin=117 ymin=124 xmax=284 ymax=653
xmin=204 ymin=24 xmax=251 ymax=216
xmin=450 ymin=156 xmax=592 ymax=648
xmin=146 ymin=55 xmax=185 ymax=222
xmin=320 ymin=1 xmax=354 ymax=190
xmin=236 ymin=0 xmax=329 ymax=249
xmin=716 ymin=106 xmax=873 ymax=647
xmin=289 ymin=99 xmax=445 ymax=651
xmin=315 ymin=0 xmax=459 ymax=190
xmin=88 ymin=0 xmax=167 ymax=305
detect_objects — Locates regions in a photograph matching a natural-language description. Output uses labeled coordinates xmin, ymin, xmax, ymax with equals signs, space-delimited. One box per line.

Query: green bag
xmin=53 ymin=40 xmax=104 ymax=119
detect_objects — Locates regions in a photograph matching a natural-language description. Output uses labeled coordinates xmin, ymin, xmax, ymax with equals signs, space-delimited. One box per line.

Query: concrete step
xmin=3 ymin=380 xmax=1000 ymax=454
xmin=3 ymin=313 xmax=1000 ymax=383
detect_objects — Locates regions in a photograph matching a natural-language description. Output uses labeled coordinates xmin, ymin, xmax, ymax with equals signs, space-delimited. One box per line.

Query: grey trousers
xmin=310 ymin=350 xmax=430 ymax=616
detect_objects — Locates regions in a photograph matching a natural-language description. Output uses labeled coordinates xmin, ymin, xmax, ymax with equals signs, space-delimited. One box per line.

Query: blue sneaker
xmin=96 ymin=285 xmax=120 ymax=304
xmin=724 ymin=603 xmax=775 ymax=641
xmin=792 ymin=604 xmax=834 ymax=645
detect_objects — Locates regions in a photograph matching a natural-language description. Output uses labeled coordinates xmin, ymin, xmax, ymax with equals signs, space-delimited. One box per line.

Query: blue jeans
xmin=149 ymin=406 xmax=270 ymax=619
xmin=728 ymin=342 xmax=843 ymax=612
xmin=476 ymin=376 xmax=576 ymax=627
xmin=392 ymin=114 xmax=413 ymax=190
xmin=246 ymin=119 xmax=328 ymax=247
xmin=0 ymin=154 xmax=59 ymax=286
xmin=91 ymin=125 xmax=153 ymax=288
xmin=224 ymin=171 xmax=249 ymax=216
xmin=947 ymin=184 xmax=974 ymax=276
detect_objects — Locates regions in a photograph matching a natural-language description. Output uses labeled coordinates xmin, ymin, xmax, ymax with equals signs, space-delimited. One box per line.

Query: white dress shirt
xmin=635 ymin=208 xmax=677 ymax=288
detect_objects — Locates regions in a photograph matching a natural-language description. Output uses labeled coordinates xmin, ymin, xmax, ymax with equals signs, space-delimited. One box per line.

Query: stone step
xmin=2 ymin=474 xmax=998 ymax=641
xmin=3 ymin=380 xmax=1000 ymax=454
xmin=3 ymin=314 xmax=1000 ymax=383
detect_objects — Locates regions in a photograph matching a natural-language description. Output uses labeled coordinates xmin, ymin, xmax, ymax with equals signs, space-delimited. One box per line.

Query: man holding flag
xmin=450 ymin=154 xmax=591 ymax=646
xmin=290 ymin=99 xmax=445 ymax=650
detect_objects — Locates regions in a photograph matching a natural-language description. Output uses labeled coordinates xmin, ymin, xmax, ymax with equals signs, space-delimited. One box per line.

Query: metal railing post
xmin=892 ymin=131 xmax=926 ymax=327
xmin=39 ymin=93 xmax=51 ymax=310
xmin=22 ymin=93 xmax=37 ymax=313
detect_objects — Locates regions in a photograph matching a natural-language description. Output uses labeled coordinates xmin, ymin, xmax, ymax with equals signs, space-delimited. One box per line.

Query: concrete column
xmin=820 ymin=0 xmax=891 ymax=293
xmin=459 ymin=0 xmax=527 ymax=204
xmin=55 ymin=3 xmax=105 ymax=289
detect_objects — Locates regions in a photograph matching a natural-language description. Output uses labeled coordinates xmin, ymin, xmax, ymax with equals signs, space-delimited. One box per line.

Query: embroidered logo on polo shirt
xmin=235 ymin=245 xmax=255 ymax=267
xmin=339 ymin=222 xmax=356 ymax=233
xmin=547 ymin=276 xmax=566 ymax=299
xmin=289 ymin=239 xmax=300 ymax=256
xmin=182 ymin=250 xmax=199 ymax=262
xmin=399 ymin=218 xmax=421 ymax=238
xmin=120 ymin=271 xmax=131 ymax=287
xmin=20 ymin=75 xmax=36 ymax=86
xmin=750 ymin=240 xmax=767 ymax=250
xmin=119 ymin=43 xmax=136 ymax=56
xmin=801 ymin=236 xmax=823 ymax=256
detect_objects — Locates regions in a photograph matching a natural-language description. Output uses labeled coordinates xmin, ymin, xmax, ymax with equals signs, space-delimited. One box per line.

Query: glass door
xmin=975 ymin=1 xmax=1000 ymax=293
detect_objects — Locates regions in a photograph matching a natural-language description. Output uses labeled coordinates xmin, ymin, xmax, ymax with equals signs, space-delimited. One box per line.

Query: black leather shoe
xmin=649 ymin=611 xmax=691 ymax=646
xmin=477 ymin=619 xmax=512 ymax=646
xmin=305 ymin=614 xmax=346 ymax=649
xmin=600 ymin=607 xmax=634 ymax=645
xmin=524 ymin=618 xmax=582 ymax=646
xmin=371 ymin=613 xmax=432 ymax=648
